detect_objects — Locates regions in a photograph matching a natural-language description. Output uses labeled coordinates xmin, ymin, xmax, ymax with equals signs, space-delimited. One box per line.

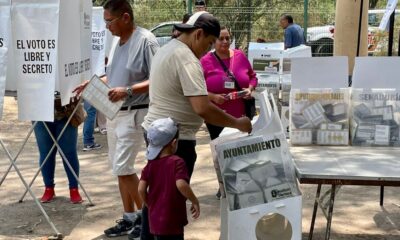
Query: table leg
xmin=309 ymin=184 xmax=322 ymax=240
xmin=325 ymin=185 xmax=336 ymax=240
xmin=380 ymin=186 xmax=384 ymax=206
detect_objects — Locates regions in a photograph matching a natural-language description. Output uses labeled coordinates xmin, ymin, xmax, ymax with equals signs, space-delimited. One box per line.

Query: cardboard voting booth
xmin=91 ymin=7 xmax=113 ymax=77
xmin=248 ymin=42 xmax=284 ymax=105
xmin=1 ymin=2 xmax=95 ymax=235
xmin=211 ymin=91 xmax=302 ymax=240
xmin=351 ymin=57 xmax=400 ymax=146
xmin=290 ymin=57 xmax=350 ymax=146
xmin=12 ymin=0 xmax=92 ymax=121
xmin=248 ymin=43 xmax=311 ymax=138
xmin=0 ymin=0 xmax=11 ymax=119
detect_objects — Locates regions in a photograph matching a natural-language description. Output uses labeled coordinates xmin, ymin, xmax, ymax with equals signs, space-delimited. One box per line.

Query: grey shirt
xmin=106 ymin=27 xmax=159 ymax=107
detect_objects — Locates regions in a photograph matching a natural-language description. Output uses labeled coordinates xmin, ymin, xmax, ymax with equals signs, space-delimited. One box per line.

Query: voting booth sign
xmin=212 ymin=91 xmax=302 ymax=240
xmin=91 ymin=7 xmax=113 ymax=77
xmin=58 ymin=0 xmax=92 ymax=106
xmin=0 ymin=0 xmax=11 ymax=119
xmin=351 ymin=57 xmax=400 ymax=146
xmin=12 ymin=0 xmax=92 ymax=121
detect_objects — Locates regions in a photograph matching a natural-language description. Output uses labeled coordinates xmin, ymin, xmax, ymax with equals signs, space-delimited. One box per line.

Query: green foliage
xmin=92 ymin=0 xmax=398 ymax=55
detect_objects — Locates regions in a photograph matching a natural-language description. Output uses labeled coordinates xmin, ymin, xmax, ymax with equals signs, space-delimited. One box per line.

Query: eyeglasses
xmin=104 ymin=16 xmax=120 ymax=26
xmin=218 ymin=36 xmax=230 ymax=42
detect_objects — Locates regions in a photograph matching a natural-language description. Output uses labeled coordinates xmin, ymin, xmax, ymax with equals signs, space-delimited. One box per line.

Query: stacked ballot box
xmin=290 ymin=88 xmax=350 ymax=145
xmin=351 ymin=89 xmax=400 ymax=146
xmin=254 ymin=73 xmax=280 ymax=108
xmin=215 ymin=133 xmax=302 ymax=240
xmin=216 ymin=134 xmax=301 ymax=211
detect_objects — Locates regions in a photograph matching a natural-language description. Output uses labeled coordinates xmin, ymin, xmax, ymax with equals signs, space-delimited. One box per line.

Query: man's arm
xmin=107 ymin=80 xmax=149 ymax=102
xmin=72 ymin=75 xmax=108 ymax=95
xmin=138 ymin=180 xmax=148 ymax=206
xmin=188 ymin=95 xmax=252 ymax=133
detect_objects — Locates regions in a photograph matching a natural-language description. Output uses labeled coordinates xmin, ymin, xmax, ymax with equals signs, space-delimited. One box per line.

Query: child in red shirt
xmin=138 ymin=118 xmax=200 ymax=240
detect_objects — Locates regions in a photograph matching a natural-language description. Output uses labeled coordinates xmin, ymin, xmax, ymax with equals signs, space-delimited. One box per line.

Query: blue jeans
xmin=83 ymin=101 xmax=97 ymax=146
xmin=33 ymin=119 xmax=80 ymax=188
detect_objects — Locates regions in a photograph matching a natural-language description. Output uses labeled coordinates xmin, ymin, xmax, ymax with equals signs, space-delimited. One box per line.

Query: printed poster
xmin=12 ymin=0 xmax=59 ymax=121
xmin=91 ymin=7 xmax=107 ymax=77
xmin=58 ymin=0 xmax=92 ymax=105
xmin=0 ymin=0 xmax=11 ymax=119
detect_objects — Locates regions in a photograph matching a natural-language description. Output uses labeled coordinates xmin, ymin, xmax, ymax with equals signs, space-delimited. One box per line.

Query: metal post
xmin=308 ymin=184 xmax=322 ymax=240
xmin=0 ymin=139 xmax=62 ymax=237
xmin=0 ymin=122 xmax=37 ymax=187
xmin=398 ymin=29 xmax=400 ymax=56
xmin=188 ymin=0 xmax=192 ymax=14
xmin=356 ymin=0 xmax=364 ymax=57
xmin=380 ymin=186 xmax=384 ymax=206
xmin=388 ymin=11 xmax=395 ymax=56
xmin=325 ymin=185 xmax=337 ymax=240
xmin=304 ymin=0 xmax=309 ymax=40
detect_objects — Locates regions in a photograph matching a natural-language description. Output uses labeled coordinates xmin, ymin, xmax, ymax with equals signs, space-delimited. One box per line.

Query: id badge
xmin=223 ymin=76 xmax=235 ymax=89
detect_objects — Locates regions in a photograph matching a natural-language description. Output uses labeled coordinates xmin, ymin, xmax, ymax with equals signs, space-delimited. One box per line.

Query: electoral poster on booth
xmin=58 ymin=0 xmax=92 ymax=105
xmin=12 ymin=0 xmax=59 ymax=121
xmin=91 ymin=7 xmax=108 ymax=77
xmin=0 ymin=0 xmax=11 ymax=120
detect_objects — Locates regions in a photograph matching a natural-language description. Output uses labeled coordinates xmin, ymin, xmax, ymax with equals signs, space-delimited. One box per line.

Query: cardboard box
xmin=264 ymin=183 xmax=294 ymax=202
xmin=317 ymin=130 xmax=349 ymax=145
xmin=290 ymin=129 xmax=312 ymax=145
xmin=237 ymin=191 xmax=265 ymax=209
xmin=222 ymin=196 xmax=302 ymax=240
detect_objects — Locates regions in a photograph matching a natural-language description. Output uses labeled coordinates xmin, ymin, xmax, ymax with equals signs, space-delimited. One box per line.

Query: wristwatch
xmin=126 ymin=86 xmax=133 ymax=97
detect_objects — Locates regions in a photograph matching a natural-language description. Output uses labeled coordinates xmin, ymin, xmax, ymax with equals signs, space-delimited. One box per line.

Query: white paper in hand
xmin=81 ymin=75 xmax=123 ymax=120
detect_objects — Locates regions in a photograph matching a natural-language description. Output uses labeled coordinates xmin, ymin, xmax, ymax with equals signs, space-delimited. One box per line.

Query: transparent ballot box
xmin=351 ymin=88 xmax=400 ymax=146
xmin=215 ymin=134 xmax=300 ymax=211
xmin=290 ymin=88 xmax=350 ymax=145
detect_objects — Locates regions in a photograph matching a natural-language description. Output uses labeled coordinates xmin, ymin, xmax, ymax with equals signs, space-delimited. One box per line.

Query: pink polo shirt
xmin=200 ymin=49 xmax=257 ymax=118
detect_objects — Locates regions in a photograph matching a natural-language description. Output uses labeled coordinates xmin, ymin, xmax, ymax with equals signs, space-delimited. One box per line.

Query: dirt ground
xmin=0 ymin=96 xmax=399 ymax=240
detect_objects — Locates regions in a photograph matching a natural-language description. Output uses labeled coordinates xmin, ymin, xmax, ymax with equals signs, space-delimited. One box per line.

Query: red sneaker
xmin=70 ymin=188 xmax=83 ymax=204
xmin=40 ymin=187 xmax=55 ymax=203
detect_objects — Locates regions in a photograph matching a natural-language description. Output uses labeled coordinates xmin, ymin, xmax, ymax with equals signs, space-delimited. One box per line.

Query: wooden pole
xmin=334 ymin=0 xmax=369 ymax=75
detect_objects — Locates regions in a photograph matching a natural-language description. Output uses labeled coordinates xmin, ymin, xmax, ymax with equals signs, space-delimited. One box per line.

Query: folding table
xmin=291 ymin=146 xmax=400 ymax=240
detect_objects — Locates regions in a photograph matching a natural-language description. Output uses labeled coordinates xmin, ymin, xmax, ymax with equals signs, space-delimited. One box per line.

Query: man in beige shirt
xmin=139 ymin=11 xmax=251 ymax=240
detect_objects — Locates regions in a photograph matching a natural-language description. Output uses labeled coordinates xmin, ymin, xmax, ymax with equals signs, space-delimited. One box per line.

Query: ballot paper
xmin=81 ymin=75 xmax=123 ymax=120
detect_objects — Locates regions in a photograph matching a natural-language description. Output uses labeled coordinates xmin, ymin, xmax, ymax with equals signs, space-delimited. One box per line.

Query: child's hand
xmin=190 ymin=201 xmax=200 ymax=219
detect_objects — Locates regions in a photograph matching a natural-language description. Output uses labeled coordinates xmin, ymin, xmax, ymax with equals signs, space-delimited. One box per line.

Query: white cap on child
xmin=146 ymin=118 xmax=179 ymax=160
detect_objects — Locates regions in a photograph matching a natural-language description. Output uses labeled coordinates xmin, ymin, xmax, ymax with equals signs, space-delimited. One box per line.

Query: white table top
xmin=291 ymin=146 xmax=400 ymax=182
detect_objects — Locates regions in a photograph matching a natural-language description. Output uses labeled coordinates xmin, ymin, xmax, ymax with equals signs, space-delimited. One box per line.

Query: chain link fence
xmin=94 ymin=0 xmax=400 ymax=56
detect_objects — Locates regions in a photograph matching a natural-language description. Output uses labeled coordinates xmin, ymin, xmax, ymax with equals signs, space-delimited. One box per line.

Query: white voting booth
xmin=0 ymin=1 xmax=95 ymax=237
xmin=211 ymin=91 xmax=302 ymax=240
xmin=290 ymin=57 xmax=350 ymax=146
xmin=0 ymin=0 xmax=11 ymax=119
xmin=351 ymin=57 xmax=400 ymax=146
xmin=248 ymin=43 xmax=311 ymax=138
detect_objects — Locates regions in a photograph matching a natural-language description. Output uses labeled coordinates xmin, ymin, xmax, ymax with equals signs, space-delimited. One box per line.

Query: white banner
xmin=58 ymin=0 xmax=92 ymax=105
xmin=91 ymin=7 xmax=107 ymax=77
xmin=379 ymin=0 xmax=399 ymax=31
xmin=0 ymin=0 xmax=11 ymax=119
xmin=12 ymin=0 xmax=59 ymax=121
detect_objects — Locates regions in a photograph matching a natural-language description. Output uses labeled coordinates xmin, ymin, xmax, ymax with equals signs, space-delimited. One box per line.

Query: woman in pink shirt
xmin=201 ymin=26 xmax=258 ymax=140
xmin=201 ymin=27 xmax=257 ymax=199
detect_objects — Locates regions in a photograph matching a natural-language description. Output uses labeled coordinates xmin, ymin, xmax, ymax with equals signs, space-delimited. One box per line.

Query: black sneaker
xmin=128 ymin=225 xmax=141 ymax=240
xmin=104 ymin=219 xmax=133 ymax=237
xmin=83 ymin=143 xmax=102 ymax=151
